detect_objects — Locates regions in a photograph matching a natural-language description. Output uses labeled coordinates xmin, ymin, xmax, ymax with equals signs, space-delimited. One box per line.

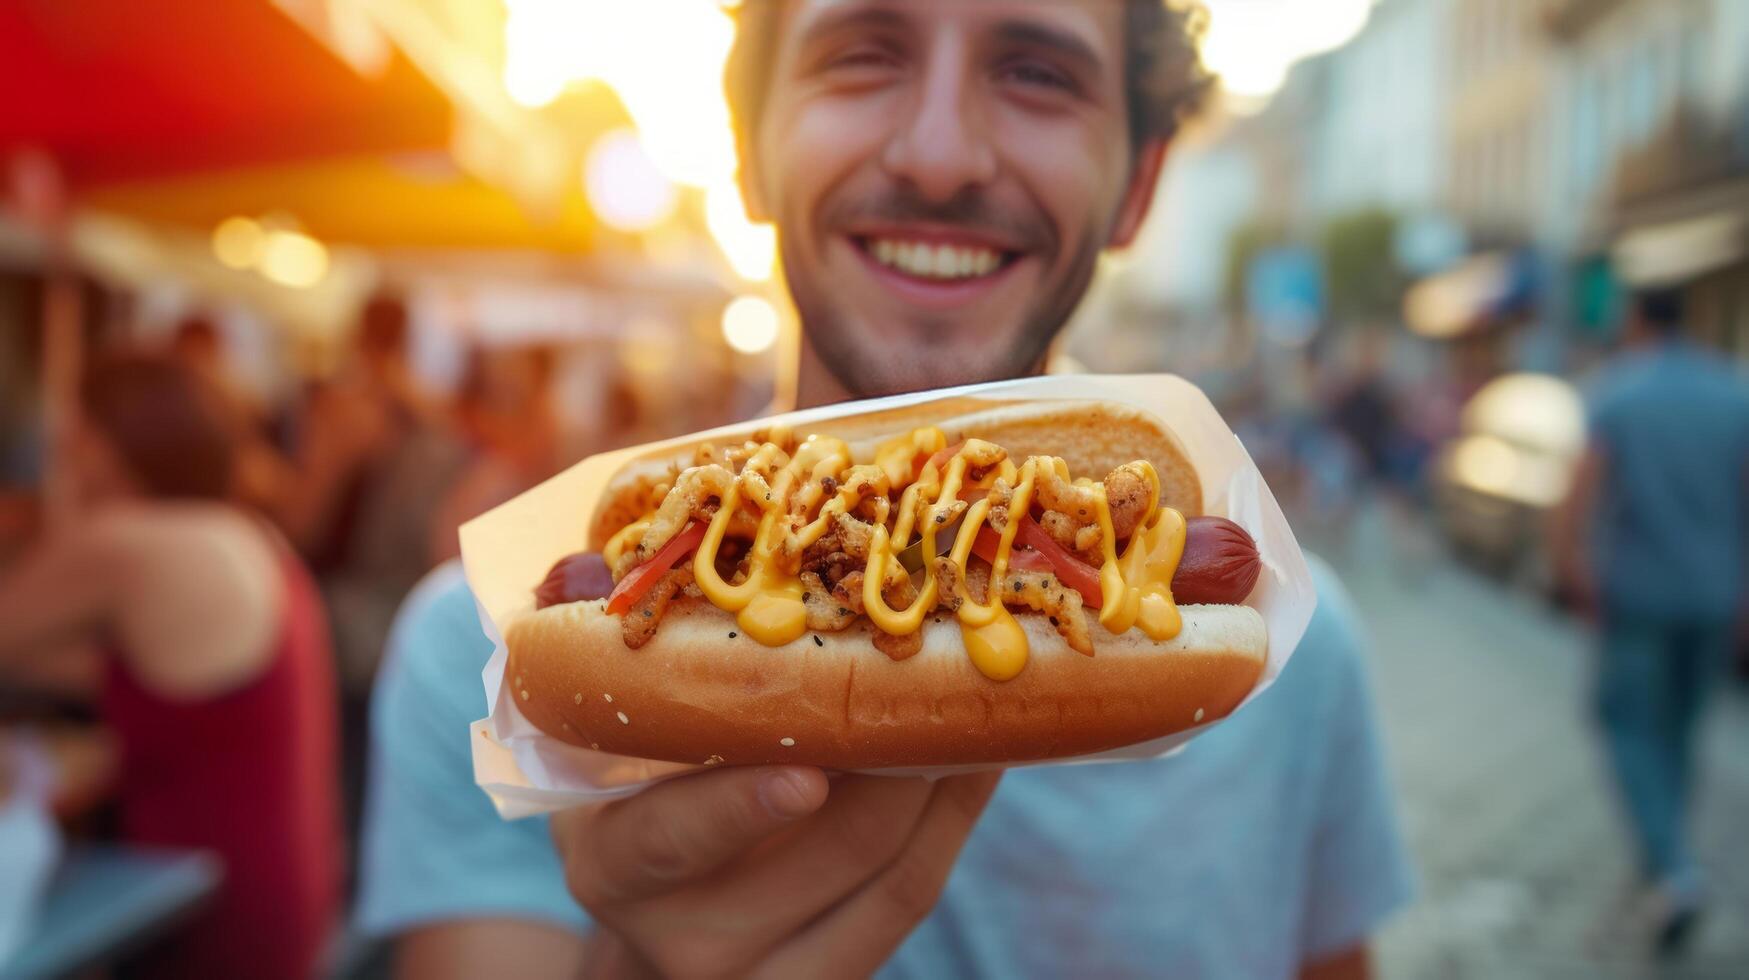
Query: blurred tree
xmin=1319 ymin=208 xmax=1403 ymax=326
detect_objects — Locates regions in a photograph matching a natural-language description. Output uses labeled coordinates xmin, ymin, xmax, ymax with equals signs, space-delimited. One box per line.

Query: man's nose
xmin=880 ymin=48 xmax=998 ymax=203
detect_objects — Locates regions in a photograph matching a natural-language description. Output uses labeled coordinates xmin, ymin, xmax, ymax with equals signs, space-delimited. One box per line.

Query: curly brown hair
xmin=724 ymin=0 xmax=1212 ymax=178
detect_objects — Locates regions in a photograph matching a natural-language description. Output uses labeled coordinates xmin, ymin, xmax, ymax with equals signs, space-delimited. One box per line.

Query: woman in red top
xmin=0 ymin=354 xmax=341 ymax=979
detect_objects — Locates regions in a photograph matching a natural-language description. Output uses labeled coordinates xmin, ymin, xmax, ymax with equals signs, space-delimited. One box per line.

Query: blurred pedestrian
xmin=273 ymin=291 xmax=467 ymax=691
xmin=167 ymin=312 xmax=292 ymax=518
xmin=427 ymin=344 xmax=562 ymax=564
xmin=1327 ymin=333 xmax=1399 ymax=493
xmin=0 ymin=354 xmax=341 ymax=979
xmin=169 ymin=313 xmax=223 ymax=381
xmin=1554 ymin=287 xmax=1749 ymax=953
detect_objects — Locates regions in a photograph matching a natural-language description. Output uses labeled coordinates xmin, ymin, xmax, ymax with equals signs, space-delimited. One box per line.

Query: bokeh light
xmin=1447 ymin=434 xmax=1521 ymax=500
xmin=1462 ymin=374 xmax=1586 ymax=458
xmin=257 ymin=230 xmax=330 ymax=288
xmin=720 ymin=295 xmax=779 ymax=354
xmin=499 ymin=0 xmax=738 ymax=187
xmin=500 ymin=0 xmax=764 ymax=278
xmin=211 ymin=216 xmax=265 ymax=270
xmin=705 ymin=184 xmax=776 ymax=282
xmin=584 ymin=129 xmax=679 ymax=233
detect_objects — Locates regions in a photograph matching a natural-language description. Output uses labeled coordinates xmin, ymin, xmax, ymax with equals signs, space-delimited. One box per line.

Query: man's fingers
xmin=556 ymin=765 xmax=829 ymax=909
xmin=674 ymin=774 xmax=937 ymax=937
xmin=757 ymin=771 xmax=1002 ymax=977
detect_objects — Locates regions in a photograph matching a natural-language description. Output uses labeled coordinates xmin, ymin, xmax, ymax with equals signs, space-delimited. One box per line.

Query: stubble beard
xmin=784 ymin=234 xmax=1102 ymax=400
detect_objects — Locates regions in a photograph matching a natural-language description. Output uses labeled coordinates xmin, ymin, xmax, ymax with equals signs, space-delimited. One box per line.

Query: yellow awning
xmin=82 ymin=154 xmax=595 ymax=253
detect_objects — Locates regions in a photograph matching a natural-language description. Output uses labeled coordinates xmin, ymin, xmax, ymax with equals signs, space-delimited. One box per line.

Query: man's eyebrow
xmin=991 ymin=18 xmax=1102 ymax=73
xmin=793 ymin=4 xmax=911 ymax=50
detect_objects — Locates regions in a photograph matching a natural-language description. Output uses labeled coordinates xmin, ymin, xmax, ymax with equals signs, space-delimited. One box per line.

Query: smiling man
xmin=741 ymin=0 xmax=1179 ymax=402
xmin=356 ymin=3 xmax=1413 ymax=978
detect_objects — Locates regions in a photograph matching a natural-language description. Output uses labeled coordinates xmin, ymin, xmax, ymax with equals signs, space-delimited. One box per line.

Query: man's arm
xmin=0 ymin=520 xmax=118 ymax=663
xmin=1552 ymin=445 xmax=1605 ymax=616
xmin=395 ymin=920 xmax=585 ymax=980
xmin=355 ymin=567 xmax=593 ymax=976
xmin=1295 ymin=561 xmax=1415 ymax=973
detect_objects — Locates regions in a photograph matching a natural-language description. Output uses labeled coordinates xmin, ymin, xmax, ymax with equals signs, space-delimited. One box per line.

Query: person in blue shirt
xmin=357 ymin=3 xmax=1415 ymax=976
xmin=1555 ymin=287 xmax=1749 ymax=952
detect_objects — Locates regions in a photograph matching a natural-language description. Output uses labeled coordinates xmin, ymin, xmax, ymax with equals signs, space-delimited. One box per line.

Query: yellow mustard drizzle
xmin=691 ymin=436 xmax=856 ymax=645
xmin=872 ymin=427 xmax=949 ymax=491
xmin=623 ymin=426 xmax=1188 ymax=681
xmin=603 ymin=519 xmax=652 ymax=570
xmin=1093 ymin=462 xmax=1187 ymax=641
xmin=937 ymin=457 xmax=1040 ymax=680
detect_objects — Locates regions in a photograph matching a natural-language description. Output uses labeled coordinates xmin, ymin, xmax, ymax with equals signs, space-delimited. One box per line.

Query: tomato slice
xmin=605 ymin=520 xmax=706 ymax=615
xmin=1014 ymin=516 xmax=1105 ymax=608
xmin=972 ymin=526 xmax=1053 ymax=576
xmin=924 ymin=440 xmax=967 ymax=477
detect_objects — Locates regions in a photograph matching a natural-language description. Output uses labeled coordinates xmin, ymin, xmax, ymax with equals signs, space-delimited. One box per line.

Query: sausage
xmin=536 ymin=516 xmax=1262 ymax=611
xmin=1173 ymin=516 xmax=1261 ymax=605
xmin=535 ymin=552 xmax=615 ymax=609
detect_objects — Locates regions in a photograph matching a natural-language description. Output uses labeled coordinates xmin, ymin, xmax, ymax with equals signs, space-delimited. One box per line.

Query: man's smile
xmin=835 ymin=221 xmax=1035 ymax=311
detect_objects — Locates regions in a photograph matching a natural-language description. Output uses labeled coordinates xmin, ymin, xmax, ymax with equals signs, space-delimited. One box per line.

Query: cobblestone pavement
xmin=1316 ymin=520 xmax=1749 ymax=980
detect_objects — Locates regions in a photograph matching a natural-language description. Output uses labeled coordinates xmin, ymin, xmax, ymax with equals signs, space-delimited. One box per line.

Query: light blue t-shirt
xmin=1587 ymin=341 xmax=1749 ymax=621
xmin=358 ymin=559 xmax=1413 ymax=977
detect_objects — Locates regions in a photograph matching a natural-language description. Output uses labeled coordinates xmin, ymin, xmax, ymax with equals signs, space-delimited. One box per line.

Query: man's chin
xmin=808 ymin=325 xmax=1036 ymax=398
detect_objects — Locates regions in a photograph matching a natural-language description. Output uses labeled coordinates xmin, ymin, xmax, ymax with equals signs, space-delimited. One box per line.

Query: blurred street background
xmin=1316 ymin=512 xmax=1749 ymax=979
xmin=3 ymin=0 xmax=1748 ymax=977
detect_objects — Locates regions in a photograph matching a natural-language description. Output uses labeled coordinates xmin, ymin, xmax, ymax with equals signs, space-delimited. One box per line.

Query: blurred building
xmin=1139 ymin=0 xmax=1749 ymax=369
xmin=1544 ymin=0 xmax=1749 ymax=356
xmin=1447 ymin=0 xmax=1553 ymax=241
xmin=1305 ymin=0 xmax=1453 ymax=220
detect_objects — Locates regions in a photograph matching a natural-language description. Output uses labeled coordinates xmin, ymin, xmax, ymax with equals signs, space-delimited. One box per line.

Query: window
xmin=1572 ymin=66 xmax=1602 ymax=194
xmin=1627 ymin=44 xmax=1657 ymax=141
xmin=1681 ymin=19 xmax=1709 ymax=107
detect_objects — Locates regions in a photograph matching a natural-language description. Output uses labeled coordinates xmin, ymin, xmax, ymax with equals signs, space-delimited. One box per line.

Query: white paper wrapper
xmin=464 ymin=374 xmax=1316 ymax=818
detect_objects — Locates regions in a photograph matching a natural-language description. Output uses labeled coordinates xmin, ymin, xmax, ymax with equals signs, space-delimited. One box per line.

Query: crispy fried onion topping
xmin=614 ymin=444 xmax=1149 ymax=652
xmin=1018 ymin=460 xmax=1154 ymax=563
xmin=620 ymin=568 xmax=699 ymax=649
xmin=935 ymin=557 xmax=1092 ymax=656
xmin=798 ymin=569 xmax=922 ymax=661
xmin=621 ymin=464 xmax=758 ymax=577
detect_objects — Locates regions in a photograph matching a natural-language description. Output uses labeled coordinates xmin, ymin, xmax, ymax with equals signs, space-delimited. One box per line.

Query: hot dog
xmin=505 ymin=400 xmax=1269 ymax=768
xmin=536 ymin=516 xmax=1261 ymax=609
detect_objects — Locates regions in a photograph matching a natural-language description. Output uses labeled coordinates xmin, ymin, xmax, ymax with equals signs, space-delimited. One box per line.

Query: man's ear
xmin=1107 ymin=138 xmax=1170 ymax=249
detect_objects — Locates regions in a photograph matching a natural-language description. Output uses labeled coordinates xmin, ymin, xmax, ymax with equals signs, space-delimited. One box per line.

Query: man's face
xmin=752 ymin=0 xmax=1162 ymax=397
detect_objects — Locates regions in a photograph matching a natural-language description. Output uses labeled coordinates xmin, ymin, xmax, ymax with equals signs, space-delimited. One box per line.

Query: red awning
xmin=0 ymin=0 xmax=450 ymax=185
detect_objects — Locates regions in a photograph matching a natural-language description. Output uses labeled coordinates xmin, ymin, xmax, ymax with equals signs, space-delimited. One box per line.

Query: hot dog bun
xmin=506 ymin=598 xmax=1265 ymax=768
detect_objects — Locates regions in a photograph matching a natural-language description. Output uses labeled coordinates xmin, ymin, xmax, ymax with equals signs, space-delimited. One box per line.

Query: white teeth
xmin=864 ymin=238 xmax=1003 ymax=280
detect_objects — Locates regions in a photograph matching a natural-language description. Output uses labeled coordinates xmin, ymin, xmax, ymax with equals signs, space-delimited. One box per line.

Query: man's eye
xmin=827 ymin=46 xmax=899 ymax=72
xmin=1000 ymin=60 xmax=1074 ymax=92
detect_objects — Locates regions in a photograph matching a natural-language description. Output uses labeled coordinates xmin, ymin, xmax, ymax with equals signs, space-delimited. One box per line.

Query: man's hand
xmin=551 ymin=765 xmax=1001 ymax=979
